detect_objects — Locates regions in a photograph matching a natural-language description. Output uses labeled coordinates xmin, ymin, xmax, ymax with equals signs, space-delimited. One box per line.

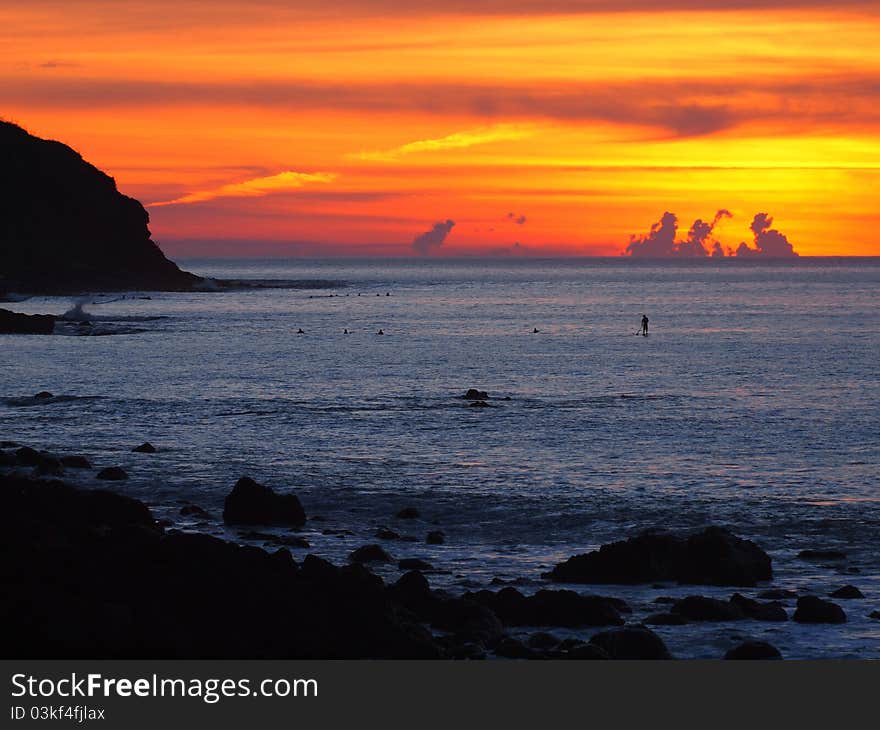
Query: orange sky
xmin=3 ymin=1 xmax=880 ymax=256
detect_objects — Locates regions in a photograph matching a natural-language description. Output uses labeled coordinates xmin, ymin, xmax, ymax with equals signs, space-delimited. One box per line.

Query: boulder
xmin=672 ymin=595 xmax=744 ymax=622
xmin=589 ymin=627 xmax=672 ymax=660
xmin=96 ymin=466 xmax=128 ymax=481
xmin=724 ymin=641 xmax=782 ymax=660
xmin=869 ymin=610 xmax=880 ymax=620
xmin=493 ymin=637 xmax=534 ymax=659
xmin=350 ymin=544 xmax=392 ymax=563
xmin=544 ymin=526 xmax=772 ymax=586
xmin=34 ymin=391 xmax=54 ymax=399
xmin=60 ymin=455 xmax=92 ymax=469
xmin=829 ymin=585 xmax=864 ymax=599
xmin=375 ymin=527 xmax=401 ymax=540
xmin=0 ymin=309 xmax=55 ymax=334
xmin=793 ymin=596 xmax=846 ymax=624
xmin=729 ymin=593 xmax=788 ymax=622
xmin=132 ymin=442 xmax=157 ymax=453
xmin=222 ymin=477 xmax=306 ymax=526
xmin=469 ymin=400 xmax=490 ymax=408
xmin=426 ymin=530 xmax=445 ymax=545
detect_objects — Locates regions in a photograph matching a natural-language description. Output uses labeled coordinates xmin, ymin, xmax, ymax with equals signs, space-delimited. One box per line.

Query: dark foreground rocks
xmin=222 ymin=476 xmax=306 ymax=527
xmin=793 ymin=596 xmax=847 ymax=624
xmin=0 ymin=308 xmax=55 ymax=334
xmin=544 ymin=526 xmax=772 ymax=587
xmin=0 ymin=473 xmax=439 ymax=658
xmin=588 ymin=627 xmax=672 ymax=660
xmin=463 ymin=587 xmax=627 ymax=628
xmin=724 ymin=641 xmax=782 ymax=660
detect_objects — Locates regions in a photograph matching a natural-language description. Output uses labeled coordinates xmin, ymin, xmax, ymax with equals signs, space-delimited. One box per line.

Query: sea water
xmin=2 ymin=257 xmax=878 ymax=658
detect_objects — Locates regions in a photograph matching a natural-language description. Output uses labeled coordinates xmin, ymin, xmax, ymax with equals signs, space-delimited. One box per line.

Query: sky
xmin=2 ymin=0 xmax=880 ymax=257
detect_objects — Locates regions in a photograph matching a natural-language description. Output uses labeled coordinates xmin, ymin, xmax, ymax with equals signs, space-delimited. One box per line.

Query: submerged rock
xmin=426 ymin=530 xmax=445 ymax=545
xmin=544 ymin=526 xmax=772 ymax=587
xmin=396 ymin=507 xmax=420 ymax=519
xmin=793 ymin=596 xmax=847 ymax=624
xmin=222 ymin=477 xmax=306 ymax=527
xmin=33 ymin=391 xmax=54 ymax=400
xmin=588 ymin=627 xmax=672 ymax=660
xmin=798 ymin=549 xmax=846 ymax=561
xmin=829 ymin=585 xmax=864 ymax=599
xmin=398 ymin=558 xmax=433 ymax=571
xmin=729 ymin=593 xmax=788 ymax=622
xmin=462 ymin=389 xmax=489 ymax=400
xmin=724 ymin=641 xmax=782 ymax=660
xmin=672 ymin=595 xmax=744 ymax=622
xmin=132 ymin=442 xmax=157 ymax=454
xmin=179 ymin=504 xmax=211 ymax=519
xmin=96 ymin=466 xmax=128 ymax=481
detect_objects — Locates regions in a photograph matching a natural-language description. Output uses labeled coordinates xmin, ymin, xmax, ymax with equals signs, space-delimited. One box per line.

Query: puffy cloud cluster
xmin=412 ymin=219 xmax=455 ymax=255
xmin=627 ymin=210 xmax=797 ymax=257
xmin=736 ymin=213 xmax=798 ymax=257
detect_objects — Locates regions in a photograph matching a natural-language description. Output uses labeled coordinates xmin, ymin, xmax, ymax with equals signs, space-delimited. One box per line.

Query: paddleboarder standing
xmin=640 ymin=314 xmax=649 ymax=336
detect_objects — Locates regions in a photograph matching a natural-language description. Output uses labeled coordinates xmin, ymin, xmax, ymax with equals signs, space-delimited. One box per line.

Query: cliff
xmin=0 ymin=121 xmax=199 ymax=293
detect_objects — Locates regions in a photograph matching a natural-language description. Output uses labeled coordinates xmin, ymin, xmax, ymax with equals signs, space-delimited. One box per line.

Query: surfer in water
xmin=640 ymin=314 xmax=649 ymax=336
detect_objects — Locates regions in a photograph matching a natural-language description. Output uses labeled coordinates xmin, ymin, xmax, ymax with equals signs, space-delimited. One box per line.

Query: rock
xmin=396 ymin=507 xmax=420 ymax=519
xmin=757 ymin=588 xmax=797 ymax=600
xmin=644 ymin=612 xmax=688 ymax=625
xmin=222 ymin=477 xmax=306 ymax=526
xmin=869 ymin=610 xmax=880 ymax=620
xmin=426 ymin=530 xmax=445 ymax=545
xmin=375 ymin=527 xmax=401 ymax=540
xmin=0 ymin=473 xmax=442 ymax=658
xmin=469 ymin=400 xmax=490 ymax=408
xmin=724 ymin=641 xmax=783 ymax=660
xmin=0 ymin=120 xmax=200 ymax=293
xmin=14 ymin=446 xmax=45 ymax=466
xmin=389 ymin=570 xmax=433 ymax=612
xmin=463 ymin=389 xmax=489 ymax=400
xmin=33 ymin=391 xmax=54 ymax=399
xmin=564 ymin=643 xmax=609 ymax=660
xmin=350 ymin=544 xmax=392 ymax=563
xmin=494 ymin=637 xmax=534 ymax=659
xmin=464 ymin=587 xmax=625 ymax=628
xmin=431 ymin=599 xmax=504 ymax=644
xmin=132 ymin=442 xmax=157 ymax=453
xmin=729 ymin=593 xmax=788 ymax=622
xmin=829 ymin=585 xmax=864 ymax=599
xmin=60 ymin=455 xmax=92 ymax=469
xmin=798 ymin=549 xmax=846 ymax=561
xmin=274 ymin=535 xmax=311 ymax=549
xmin=0 ymin=450 xmax=16 ymax=467
xmin=96 ymin=466 xmax=128 ymax=481
xmin=544 ymin=526 xmax=772 ymax=586
xmin=672 ymin=595 xmax=745 ymax=622
xmin=398 ymin=558 xmax=433 ymax=571
xmin=589 ymin=627 xmax=672 ymax=660
xmin=179 ymin=504 xmax=211 ymax=519
xmin=793 ymin=596 xmax=847 ymax=624
xmin=0 ymin=309 xmax=56 ymax=334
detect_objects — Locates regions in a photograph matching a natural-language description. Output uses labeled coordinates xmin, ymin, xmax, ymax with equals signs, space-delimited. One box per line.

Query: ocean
xmin=2 ymin=257 xmax=878 ymax=658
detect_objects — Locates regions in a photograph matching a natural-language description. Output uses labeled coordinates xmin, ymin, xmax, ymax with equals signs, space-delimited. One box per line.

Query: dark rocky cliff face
xmin=0 ymin=121 xmax=199 ymax=293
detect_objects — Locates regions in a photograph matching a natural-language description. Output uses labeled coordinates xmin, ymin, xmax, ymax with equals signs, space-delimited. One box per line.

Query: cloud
xmin=412 ymin=219 xmax=455 ymax=255
xmin=627 ymin=209 xmax=731 ymax=257
xmin=150 ymin=170 xmax=337 ymax=206
xmin=736 ymin=213 xmax=799 ymax=257
xmin=507 ymin=212 xmax=527 ymax=225
xmin=352 ymin=125 xmax=531 ymax=161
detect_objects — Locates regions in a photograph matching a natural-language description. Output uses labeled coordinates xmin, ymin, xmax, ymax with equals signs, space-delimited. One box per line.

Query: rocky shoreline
xmin=2 ymin=440 xmax=876 ymax=660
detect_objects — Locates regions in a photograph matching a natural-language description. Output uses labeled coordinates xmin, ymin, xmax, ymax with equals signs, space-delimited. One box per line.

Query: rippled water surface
xmin=2 ymin=258 xmax=878 ymax=658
